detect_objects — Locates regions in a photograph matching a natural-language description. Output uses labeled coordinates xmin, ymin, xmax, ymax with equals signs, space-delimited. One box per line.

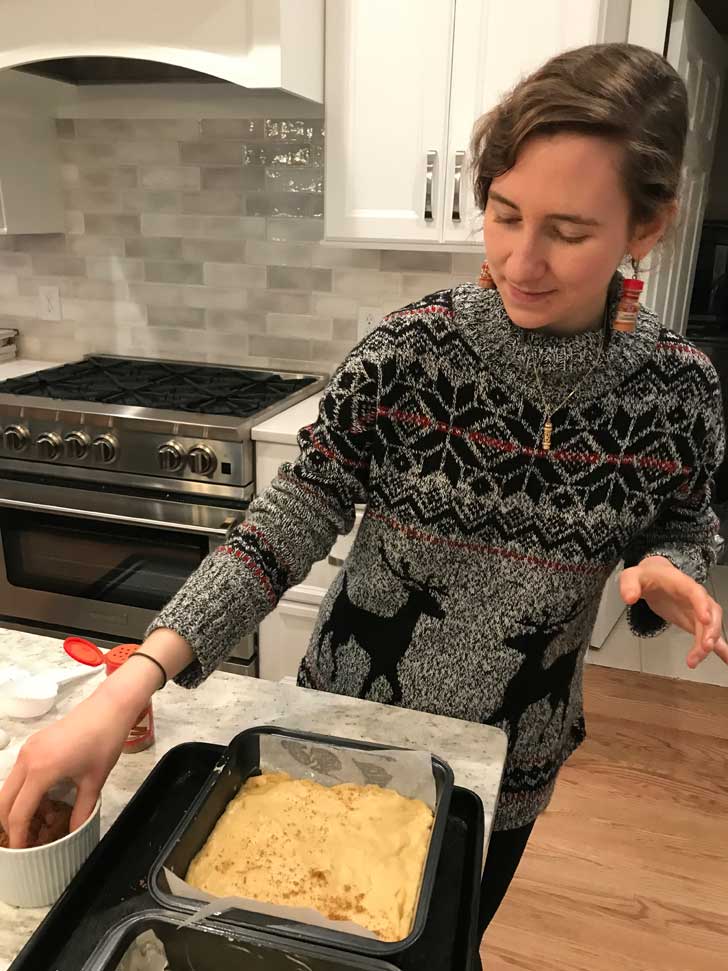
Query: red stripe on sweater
xmin=216 ymin=546 xmax=277 ymax=606
xmin=368 ymin=509 xmax=608 ymax=576
xmin=308 ymin=433 xmax=368 ymax=468
xmin=237 ymin=521 xmax=292 ymax=574
xmin=377 ymin=405 xmax=690 ymax=475
xmin=655 ymin=341 xmax=709 ymax=358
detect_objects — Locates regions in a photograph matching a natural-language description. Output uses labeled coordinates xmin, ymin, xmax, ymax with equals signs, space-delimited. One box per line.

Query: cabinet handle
xmin=424 ymin=150 xmax=437 ymax=222
xmin=452 ymin=150 xmax=465 ymax=222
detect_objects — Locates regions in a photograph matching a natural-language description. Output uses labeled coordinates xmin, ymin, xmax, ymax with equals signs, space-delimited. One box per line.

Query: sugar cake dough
xmin=185 ymin=771 xmax=434 ymax=941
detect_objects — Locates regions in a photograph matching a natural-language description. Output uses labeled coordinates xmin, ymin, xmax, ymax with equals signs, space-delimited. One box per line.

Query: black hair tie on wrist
xmin=129 ymin=651 xmax=168 ymax=690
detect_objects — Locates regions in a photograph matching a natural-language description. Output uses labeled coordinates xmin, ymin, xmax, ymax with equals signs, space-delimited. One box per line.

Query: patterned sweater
xmin=150 ymin=284 xmax=724 ymax=831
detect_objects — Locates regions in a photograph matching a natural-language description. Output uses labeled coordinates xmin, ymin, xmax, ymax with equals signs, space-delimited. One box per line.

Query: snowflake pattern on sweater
xmin=149 ymin=284 xmax=724 ymax=830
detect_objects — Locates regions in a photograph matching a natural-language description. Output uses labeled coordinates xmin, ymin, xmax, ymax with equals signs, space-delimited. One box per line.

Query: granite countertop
xmin=252 ymin=391 xmax=322 ymax=445
xmin=0 ymin=628 xmax=507 ymax=968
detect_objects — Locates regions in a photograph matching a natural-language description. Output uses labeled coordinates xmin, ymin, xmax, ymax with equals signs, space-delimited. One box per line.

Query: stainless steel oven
xmin=0 ymin=477 xmax=255 ymax=674
xmin=0 ymin=355 xmax=327 ymax=675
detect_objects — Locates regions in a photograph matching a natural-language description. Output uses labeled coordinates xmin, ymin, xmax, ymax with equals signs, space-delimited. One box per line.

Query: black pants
xmin=475 ymin=819 xmax=536 ymax=967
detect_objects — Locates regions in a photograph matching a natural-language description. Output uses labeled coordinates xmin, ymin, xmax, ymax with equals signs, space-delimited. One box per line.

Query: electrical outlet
xmin=39 ymin=286 xmax=61 ymax=321
xmin=357 ymin=306 xmax=381 ymax=341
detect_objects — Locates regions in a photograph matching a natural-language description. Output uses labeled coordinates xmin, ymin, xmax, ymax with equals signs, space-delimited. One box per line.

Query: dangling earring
xmin=478 ymin=260 xmax=496 ymax=289
xmin=613 ymin=256 xmax=644 ymax=333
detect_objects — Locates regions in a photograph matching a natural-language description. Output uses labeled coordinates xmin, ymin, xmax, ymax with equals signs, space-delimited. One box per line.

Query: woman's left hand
xmin=619 ymin=555 xmax=728 ymax=668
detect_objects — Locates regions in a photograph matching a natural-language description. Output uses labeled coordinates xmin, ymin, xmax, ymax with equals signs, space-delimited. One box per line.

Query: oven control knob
xmin=188 ymin=445 xmax=217 ymax=476
xmin=36 ymin=432 xmax=63 ymax=461
xmin=158 ymin=441 xmax=186 ymax=473
xmin=91 ymin=433 xmax=118 ymax=465
xmin=3 ymin=424 xmax=30 ymax=453
xmin=64 ymin=430 xmax=91 ymax=460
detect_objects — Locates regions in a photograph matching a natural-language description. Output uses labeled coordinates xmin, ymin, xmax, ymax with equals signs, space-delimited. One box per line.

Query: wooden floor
xmin=480 ymin=665 xmax=728 ymax=970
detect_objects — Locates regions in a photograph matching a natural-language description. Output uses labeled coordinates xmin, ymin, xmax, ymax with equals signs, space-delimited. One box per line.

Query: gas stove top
xmin=0 ymin=356 xmax=317 ymax=417
xmin=0 ymin=355 xmax=326 ymax=498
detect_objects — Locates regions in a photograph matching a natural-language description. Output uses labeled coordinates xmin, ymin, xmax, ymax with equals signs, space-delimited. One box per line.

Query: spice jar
xmin=63 ymin=638 xmax=156 ymax=753
xmin=102 ymin=643 xmax=156 ymax=753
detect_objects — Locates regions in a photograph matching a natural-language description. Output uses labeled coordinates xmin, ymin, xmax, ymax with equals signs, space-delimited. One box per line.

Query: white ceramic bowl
xmin=0 ymin=783 xmax=101 ymax=907
xmin=2 ymin=675 xmax=58 ymax=719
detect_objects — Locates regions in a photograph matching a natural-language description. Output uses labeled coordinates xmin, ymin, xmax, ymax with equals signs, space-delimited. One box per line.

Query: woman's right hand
xmin=0 ymin=689 xmax=133 ymax=848
xmin=0 ymin=627 xmax=193 ymax=848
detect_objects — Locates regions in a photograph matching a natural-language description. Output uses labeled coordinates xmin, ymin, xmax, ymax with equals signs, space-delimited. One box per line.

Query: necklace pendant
xmin=542 ymin=418 xmax=553 ymax=452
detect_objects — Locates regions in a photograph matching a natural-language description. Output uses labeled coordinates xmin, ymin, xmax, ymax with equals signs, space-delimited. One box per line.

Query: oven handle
xmin=0 ymin=492 xmax=239 ymax=538
xmin=221 ymin=515 xmax=244 ymax=541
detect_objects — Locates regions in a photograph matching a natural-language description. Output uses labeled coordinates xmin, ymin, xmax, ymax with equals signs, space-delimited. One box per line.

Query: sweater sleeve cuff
xmin=635 ymin=545 xmax=708 ymax=583
xmin=626 ymin=598 xmax=669 ymax=638
xmin=145 ymin=550 xmax=276 ymax=688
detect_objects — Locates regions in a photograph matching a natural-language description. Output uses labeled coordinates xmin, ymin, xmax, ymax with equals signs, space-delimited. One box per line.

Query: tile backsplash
xmin=0 ymin=113 xmax=482 ymax=374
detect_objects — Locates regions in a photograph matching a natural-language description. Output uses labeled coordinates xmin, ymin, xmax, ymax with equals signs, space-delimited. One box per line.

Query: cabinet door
xmin=303 ymin=504 xmax=365 ymax=589
xmin=325 ymin=0 xmax=455 ymax=243
xmin=254 ymin=440 xmax=298 ymax=495
xmin=590 ymin=563 xmax=625 ymax=648
xmin=258 ymin=597 xmax=321 ymax=682
xmin=443 ymin=0 xmax=606 ymax=245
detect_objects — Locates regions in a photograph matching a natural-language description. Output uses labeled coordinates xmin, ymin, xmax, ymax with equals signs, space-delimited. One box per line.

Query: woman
xmin=1 ymin=43 xmax=726 ymax=949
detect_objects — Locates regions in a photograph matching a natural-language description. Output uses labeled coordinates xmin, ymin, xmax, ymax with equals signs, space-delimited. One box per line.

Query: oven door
xmin=0 ymin=478 xmax=255 ymax=674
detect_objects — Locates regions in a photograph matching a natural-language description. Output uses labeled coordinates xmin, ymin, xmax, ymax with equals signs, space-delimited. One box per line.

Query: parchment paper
xmin=114 ymin=929 xmax=170 ymax=971
xmin=164 ymin=735 xmax=437 ymax=940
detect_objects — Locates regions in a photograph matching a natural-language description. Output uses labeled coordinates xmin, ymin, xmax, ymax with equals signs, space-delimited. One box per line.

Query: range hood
xmin=0 ymin=0 xmax=323 ymax=101
xmin=17 ymin=58 xmax=230 ymax=86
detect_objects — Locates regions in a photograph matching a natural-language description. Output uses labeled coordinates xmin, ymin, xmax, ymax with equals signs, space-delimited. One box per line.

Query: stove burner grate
xmin=0 ymin=357 xmax=318 ymax=418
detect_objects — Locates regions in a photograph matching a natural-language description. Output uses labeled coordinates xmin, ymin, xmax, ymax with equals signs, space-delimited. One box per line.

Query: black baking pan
xmin=148 ymin=726 xmax=454 ymax=959
xmin=80 ymin=909 xmax=400 ymax=971
xmin=9 ymin=742 xmax=483 ymax=971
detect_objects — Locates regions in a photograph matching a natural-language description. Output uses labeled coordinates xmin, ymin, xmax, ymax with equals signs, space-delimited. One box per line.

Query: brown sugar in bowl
xmin=0 ymin=784 xmax=101 ymax=907
xmin=0 ymin=797 xmax=72 ymax=849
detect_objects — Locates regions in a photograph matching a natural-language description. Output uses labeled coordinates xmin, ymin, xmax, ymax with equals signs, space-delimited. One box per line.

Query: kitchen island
xmin=0 ymin=627 xmax=507 ymax=969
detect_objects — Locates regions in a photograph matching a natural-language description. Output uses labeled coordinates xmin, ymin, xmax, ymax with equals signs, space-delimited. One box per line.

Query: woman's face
xmin=483 ymin=132 xmax=662 ymax=335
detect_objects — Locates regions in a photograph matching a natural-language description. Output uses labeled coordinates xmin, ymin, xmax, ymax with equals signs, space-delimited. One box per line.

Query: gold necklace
xmin=528 ymin=341 xmax=603 ymax=452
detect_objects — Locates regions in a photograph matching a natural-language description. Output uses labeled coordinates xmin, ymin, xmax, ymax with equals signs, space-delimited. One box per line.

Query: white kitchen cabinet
xmin=590 ymin=563 xmax=626 ymax=648
xmin=640 ymin=621 xmax=728 ymax=687
xmin=258 ymin=593 xmax=321 ymax=682
xmin=255 ymin=437 xmax=366 ymax=592
xmin=640 ymin=565 xmax=728 ymax=688
xmin=254 ymin=420 xmax=365 ymax=681
xmin=324 ymin=0 xmax=455 ymax=244
xmin=586 ymin=612 xmax=640 ymax=671
xmin=325 ymin=0 xmax=636 ymax=248
xmin=444 ymin=0 xmax=617 ymax=244
xmin=254 ymin=440 xmax=298 ymax=497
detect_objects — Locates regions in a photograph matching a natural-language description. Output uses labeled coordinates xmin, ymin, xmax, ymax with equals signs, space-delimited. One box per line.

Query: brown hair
xmin=470 ymin=43 xmax=688 ymax=228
